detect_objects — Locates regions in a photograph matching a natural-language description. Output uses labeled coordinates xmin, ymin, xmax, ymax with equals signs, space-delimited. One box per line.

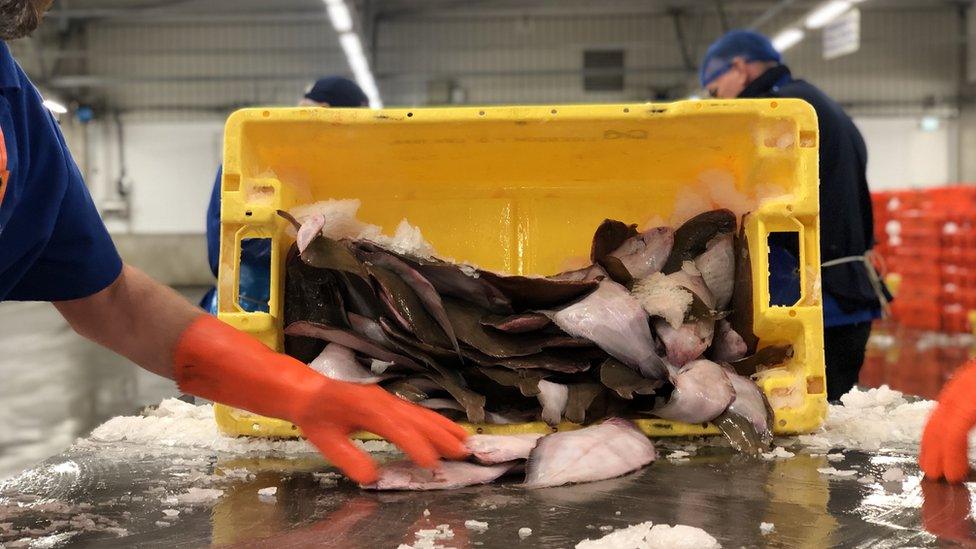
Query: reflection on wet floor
xmin=862 ymin=321 xmax=976 ymax=399
xmin=1 ymin=441 xmax=972 ymax=548
xmin=0 ymin=291 xmax=204 ymax=480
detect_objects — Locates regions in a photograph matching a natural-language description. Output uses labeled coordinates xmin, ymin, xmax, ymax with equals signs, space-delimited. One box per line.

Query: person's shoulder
xmin=0 ymin=42 xmax=25 ymax=91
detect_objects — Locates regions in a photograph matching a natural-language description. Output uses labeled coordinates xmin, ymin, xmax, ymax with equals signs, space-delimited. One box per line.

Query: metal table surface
xmin=2 ymin=439 xmax=972 ymax=548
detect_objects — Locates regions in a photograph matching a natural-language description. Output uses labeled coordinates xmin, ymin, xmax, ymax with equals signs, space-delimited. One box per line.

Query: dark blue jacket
xmin=743 ymin=65 xmax=884 ymax=315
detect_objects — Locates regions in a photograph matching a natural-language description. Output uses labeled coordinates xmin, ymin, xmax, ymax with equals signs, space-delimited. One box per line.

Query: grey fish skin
xmin=523 ymin=418 xmax=656 ymax=489
xmin=549 ymin=279 xmax=665 ymax=380
xmin=714 ymin=370 xmax=774 ymax=456
xmin=695 ymin=233 xmax=735 ymax=311
xmin=466 ymin=434 xmax=544 ymax=464
xmin=653 ymin=318 xmax=715 ymax=368
xmin=480 ymin=312 xmax=552 ymax=333
xmin=362 ymin=460 xmax=516 ymax=491
xmin=662 ymin=209 xmax=736 ymax=274
xmin=360 ymin=250 xmax=462 ymax=359
xmin=652 ymin=360 xmax=735 ymax=424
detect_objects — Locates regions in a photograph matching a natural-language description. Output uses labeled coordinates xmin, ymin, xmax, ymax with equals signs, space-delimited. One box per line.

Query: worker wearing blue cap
xmin=701 ymin=30 xmax=890 ymax=402
xmin=199 ymin=77 xmax=369 ymax=315
xmin=0 ymin=2 xmax=467 ymax=484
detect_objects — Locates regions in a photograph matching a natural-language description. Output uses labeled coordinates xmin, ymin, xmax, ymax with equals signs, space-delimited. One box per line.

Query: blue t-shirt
xmin=0 ymin=43 xmax=122 ymax=301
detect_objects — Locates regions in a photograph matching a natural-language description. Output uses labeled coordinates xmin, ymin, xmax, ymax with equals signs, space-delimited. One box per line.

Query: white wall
xmin=854 ymin=116 xmax=956 ymax=190
xmin=83 ymin=117 xmax=226 ymax=234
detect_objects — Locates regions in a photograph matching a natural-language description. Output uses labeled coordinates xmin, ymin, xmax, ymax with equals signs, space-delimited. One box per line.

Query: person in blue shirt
xmin=200 ymin=76 xmax=368 ymax=314
xmin=700 ymin=30 xmax=890 ymax=402
xmin=0 ymin=1 xmax=467 ymax=483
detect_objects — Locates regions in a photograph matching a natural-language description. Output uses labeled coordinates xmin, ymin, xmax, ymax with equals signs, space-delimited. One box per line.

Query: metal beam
xmin=46 ymin=65 xmax=692 ymax=88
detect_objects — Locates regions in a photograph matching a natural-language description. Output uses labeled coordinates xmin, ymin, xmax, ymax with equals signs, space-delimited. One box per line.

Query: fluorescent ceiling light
xmin=339 ymin=33 xmax=382 ymax=108
xmin=326 ymin=0 xmax=383 ymax=108
xmin=326 ymin=1 xmax=352 ymax=33
xmin=42 ymin=99 xmax=67 ymax=114
xmin=771 ymin=27 xmax=805 ymax=52
xmin=805 ymin=1 xmax=851 ymax=29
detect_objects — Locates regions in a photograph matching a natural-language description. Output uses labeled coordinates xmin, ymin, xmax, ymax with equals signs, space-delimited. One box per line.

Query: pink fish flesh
xmin=654 ymin=319 xmax=715 ymax=367
xmin=296 ymin=214 xmax=326 ymax=253
xmin=609 ymin=226 xmax=675 ymax=279
xmin=308 ymin=343 xmax=387 ymax=384
xmin=523 ymin=418 xmax=656 ymax=488
xmin=549 ymin=280 xmax=665 ymax=379
xmin=694 ymin=233 xmax=735 ymax=310
xmin=653 ymin=360 xmax=735 ymax=424
xmin=466 ymin=434 xmax=544 ymax=464
xmin=362 ymin=460 xmax=517 ymax=491
xmin=537 ymin=380 xmax=570 ymax=426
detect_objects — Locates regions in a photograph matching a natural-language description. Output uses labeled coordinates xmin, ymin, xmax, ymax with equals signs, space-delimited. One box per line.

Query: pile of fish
xmin=279 ymin=208 xmax=794 ymax=472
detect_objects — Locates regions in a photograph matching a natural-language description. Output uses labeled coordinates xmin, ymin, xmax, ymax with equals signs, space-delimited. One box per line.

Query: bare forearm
xmin=54 ymin=264 xmax=204 ymax=379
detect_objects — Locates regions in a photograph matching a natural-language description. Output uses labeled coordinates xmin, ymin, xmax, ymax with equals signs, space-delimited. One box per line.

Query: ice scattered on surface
xmin=313 ymin=472 xmax=343 ymax=486
xmin=518 ymin=527 xmax=533 ymax=539
xmin=632 ymin=272 xmax=694 ymax=329
xmin=599 ymin=525 xmax=614 ymax=532
xmin=576 ymin=521 xmax=721 ymax=549
xmin=161 ymin=509 xmax=179 ymax=518
xmin=155 ymin=521 xmax=170 ymax=528
xmin=423 ymin=508 xmax=431 ymax=517
xmin=668 ymin=451 xmax=691 ymax=461
xmin=882 ymin=467 xmax=906 ymax=482
xmin=760 ymin=522 xmax=775 ymax=535
xmin=169 ymin=487 xmax=223 ymax=505
xmin=464 ymin=520 xmax=489 ymax=533
xmin=398 ymin=524 xmax=455 ymax=549
xmin=459 ymin=264 xmax=480 ymax=278
xmin=258 ymin=487 xmax=277 ymax=498
xmin=798 ymin=386 xmax=935 ymax=453
xmin=826 ymin=453 xmax=845 ymax=462
xmin=817 ymin=467 xmax=857 ymax=478
xmin=858 ymin=476 xmax=874 ymax=484
xmin=83 ymin=398 xmax=398 ymax=456
xmin=615 ymin=511 xmax=622 ymax=516
xmin=761 ymin=447 xmax=795 ymax=460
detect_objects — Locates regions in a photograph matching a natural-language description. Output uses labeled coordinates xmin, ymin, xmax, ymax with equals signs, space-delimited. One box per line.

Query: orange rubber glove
xmin=173 ymin=315 xmax=469 ymax=484
xmin=920 ymin=359 xmax=976 ymax=483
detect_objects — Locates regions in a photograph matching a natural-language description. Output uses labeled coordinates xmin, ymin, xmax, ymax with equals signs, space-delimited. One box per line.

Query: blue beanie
xmin=699 ymin=30 xmax=781 ymax=88
xmin=304 ymin=76 xmax=368 ymax=107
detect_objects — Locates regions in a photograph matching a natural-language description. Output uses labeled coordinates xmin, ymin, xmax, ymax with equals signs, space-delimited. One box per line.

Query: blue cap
xmin=699 ymin=30 xmax=781 ymax=88
xmin=304 ymin=76 xmax=368 ymax=107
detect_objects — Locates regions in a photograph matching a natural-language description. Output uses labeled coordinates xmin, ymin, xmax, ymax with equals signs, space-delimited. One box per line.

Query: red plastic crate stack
xmin=872 ymin=185 xmax=976 ymax=332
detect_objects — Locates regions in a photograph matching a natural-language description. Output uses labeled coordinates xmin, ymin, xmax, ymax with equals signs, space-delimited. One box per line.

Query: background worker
xmin=700 ymin=30 xmax=889 ymax=403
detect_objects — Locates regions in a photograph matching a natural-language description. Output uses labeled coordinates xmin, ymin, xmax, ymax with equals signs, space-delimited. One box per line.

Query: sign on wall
xmin=823 ymin=8 xmax=860 ymax=60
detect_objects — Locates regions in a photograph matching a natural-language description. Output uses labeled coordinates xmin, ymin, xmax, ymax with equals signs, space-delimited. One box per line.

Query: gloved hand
xmin=173 ymin=315 xmax=469 ymax=484
xmin=920 ymin=359 xmax=976 ymax=483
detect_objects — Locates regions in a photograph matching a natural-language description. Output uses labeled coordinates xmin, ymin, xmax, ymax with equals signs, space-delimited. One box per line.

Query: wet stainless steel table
xmin=2 ymin=440 xmax=971 ymax=548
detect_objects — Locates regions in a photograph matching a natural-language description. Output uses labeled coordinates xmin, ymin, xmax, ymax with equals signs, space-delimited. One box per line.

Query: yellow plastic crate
xmin=214 ymin=100 xmax=827 ymax=439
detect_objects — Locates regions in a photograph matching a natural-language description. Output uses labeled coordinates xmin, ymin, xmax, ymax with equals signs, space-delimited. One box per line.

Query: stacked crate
xmin=872 ymin=186 xmax=976 ymax=332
